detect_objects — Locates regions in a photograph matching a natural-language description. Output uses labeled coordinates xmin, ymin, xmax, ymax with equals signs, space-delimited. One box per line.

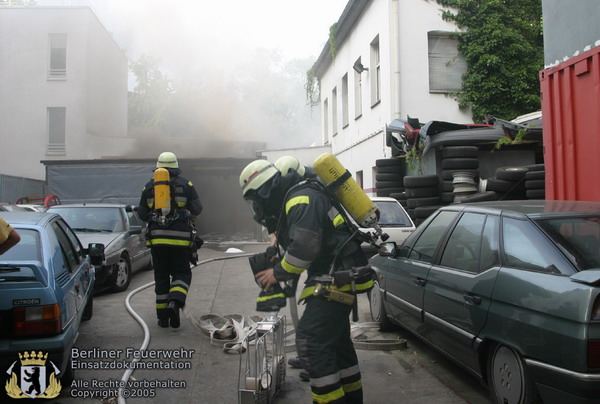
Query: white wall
xmin=0 ymin=7 xmax=128 ymax=180
xmin=317 ymin=0 xmax=472 ymax=195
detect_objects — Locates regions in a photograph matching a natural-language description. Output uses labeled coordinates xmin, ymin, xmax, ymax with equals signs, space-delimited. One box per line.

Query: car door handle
xmin=413 ymin=278 xmax=426 ymax=287
xmin=463 ymin=294 xmax=482 ymax=305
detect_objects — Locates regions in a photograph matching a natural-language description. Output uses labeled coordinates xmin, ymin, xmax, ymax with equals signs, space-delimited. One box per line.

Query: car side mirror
xmin=87 ymin=243 xmax=105 ymax=266
xmin=129 ymin=225 xmax=143 ymax=235
xmin=378 ymin=242 xmax=397 ymax=257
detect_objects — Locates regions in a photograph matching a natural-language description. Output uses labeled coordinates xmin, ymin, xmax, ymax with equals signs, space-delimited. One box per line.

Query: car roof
xmin=443 ymin=200 xmax=600 ymax=218
xmin=0 ymin=211 xmax=58 ymax=227
xmin=369 ymin=196 xmax=400 ymax=203
xmin=48 ymin=203 xmax=128 ymax=208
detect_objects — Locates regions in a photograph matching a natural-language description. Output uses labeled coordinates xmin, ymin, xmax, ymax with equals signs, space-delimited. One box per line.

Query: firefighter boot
xmin=168 ymin=300 xmax=181 ymax=328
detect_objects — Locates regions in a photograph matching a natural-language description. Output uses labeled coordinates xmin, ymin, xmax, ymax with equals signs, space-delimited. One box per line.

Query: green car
xmin=369 ymin=200 xmax=600 ymax=404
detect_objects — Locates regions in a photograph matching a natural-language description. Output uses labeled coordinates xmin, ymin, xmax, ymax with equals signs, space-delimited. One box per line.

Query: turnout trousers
xmin=151 ymin=246 xmax=192 ymax=321
xmin=296 ymin=296 xmax=363 ymax=404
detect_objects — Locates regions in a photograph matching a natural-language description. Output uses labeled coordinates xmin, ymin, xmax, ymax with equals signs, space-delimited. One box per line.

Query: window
xmin=341 ymin=73 xmax=349 ymax=128
xmin=47 ymin=107 xmax=66 ymax=154
xmin=428 ymin=32 xmax=467 ymax=93
xmin=332 ymin=87 xmax=338 ymax=136
xmin=440 ymin=213 xmax=486 ymax=273
xmin=48 ymin=33 xmax=67 ymax=80
xmin=323 ymin=98 xmax=329 ymax=141
xmin=503 ymin=218 xmax=566 ymax=273
xmin=355 ymin=170 xmax=363 ymax=189
xmin=370 ymin=36 xmax=381 ymax=105
xmin=408 ymin=211 xmax=458 ymax=263
xmin=480 ymin=215 xmax=500 ymax=271
xmin=52 ymin=221 xmax=80 ymax=273
xmin=354 ymin=58 xmax=363 ymax=119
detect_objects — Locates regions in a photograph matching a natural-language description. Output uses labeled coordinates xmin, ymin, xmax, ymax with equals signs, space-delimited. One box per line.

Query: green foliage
xmin=328 ymin=23 xmax=338 ymax=59
xmin=128 ymin=54 xmax=174 ymax=128
xmin=405 ymin=139 xmax=423 ymax=172
xmin=305 ymin=67 xmax=320 ymax=107
xmin=494 ymin=127 xmax=528 ymax=149
xmin=434 ymin=0 xmax=543 ymax=122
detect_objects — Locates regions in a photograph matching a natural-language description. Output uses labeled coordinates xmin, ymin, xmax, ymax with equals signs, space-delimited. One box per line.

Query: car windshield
xmin=0 ymin=229 xmax=42 ymax=263
xmin=50 ymin=207 xmax=124 ymax=233
xmin=534 ymin=216 xmax=600 ymax=270
xmin=376 ymin=201 xmax=412 ymax=226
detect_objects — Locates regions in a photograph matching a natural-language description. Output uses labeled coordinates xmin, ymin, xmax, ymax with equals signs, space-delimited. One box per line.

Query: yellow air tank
xmin=313 ymin=153 xmax=379 ymax=229
xmin=153 ymin=168 xmax=171 ymax=216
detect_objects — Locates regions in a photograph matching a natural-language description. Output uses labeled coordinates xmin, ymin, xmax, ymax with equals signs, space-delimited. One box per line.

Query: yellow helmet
xmin=274 ymin=156 xmax=305 ymax=177
xmin=239 ymin=160 xmax=279 ymax=197
xmin=156 ymin=152 xmax=178 ymax=168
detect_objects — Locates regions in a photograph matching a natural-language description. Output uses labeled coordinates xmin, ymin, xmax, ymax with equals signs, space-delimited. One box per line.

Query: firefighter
xmin=138 ymin=152 xmax=203 ymax=328
xmin=0 ymin=217 xmax=21 ymax=255
xmin=274 ymin=155 xmax=318 ymax=180
xmin=240 ymin=159 xmax=371 ymax=404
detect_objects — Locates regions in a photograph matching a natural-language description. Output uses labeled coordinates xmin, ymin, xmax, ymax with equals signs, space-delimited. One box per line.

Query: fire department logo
xmin=4 ymin=351 xmax=61 ymax=399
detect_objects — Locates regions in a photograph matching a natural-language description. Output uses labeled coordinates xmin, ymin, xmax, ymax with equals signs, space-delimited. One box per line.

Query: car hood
xmin=75 ymin=232 xmax=120 ymax=249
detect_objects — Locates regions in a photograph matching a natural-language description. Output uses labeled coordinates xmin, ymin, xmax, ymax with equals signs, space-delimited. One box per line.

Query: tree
xmin=435 ymin=0 xmax=543 ymax=122
xmin=128 ymin=54 xmax=174 ymax=129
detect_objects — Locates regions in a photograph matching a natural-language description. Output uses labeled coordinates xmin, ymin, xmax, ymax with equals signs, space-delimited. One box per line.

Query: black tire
xmin=525 ymin=170 xmax=545 ymax=180
xmin=442 ymin=146 xmax=479 ymax=159
xmin=486 ymin=178 xmax=519 ymax=193
xmin=111 ymin=254 xmax=132 ymax=293
xmin=377 ymin=166 xmax=403 ymax=174
xmin=496 ymin=166 xmax=528 ymax=182
xmin=368 ymin=279 xmax=394 ymax=331
xmin=61 ymin=357 xmax=75 ymax=386
xmin=389 ymin=192 xmax=406 ymax=201
xmin=524 ymin=164 xmax=545 ymax=172
xmin=376 ymin=187 xmax=405 ymax=197
xmin=376 ymin=173 xmax=404 ymax=182
xmin=441 ymin=192 xmax=455 ymax=204
xmin=487 ymin=344 xmax=540 ymax=404
xmin=414 ymin=205 xmax=442 ymax=218
xmin=525 ymin=179 xmax=545 ymax=189
xmin=526 ymin=189 xmax=545 ymax=199
xmin=442 ymin=180 xmax=454 ymax=192
xmin=407 ymin=197 xmax=442 ymax=209
xmin=441 ymin=158 xmax=479 ymax=170
xmin=405 ymin=186 xmax=439 ymax=199
xmin=403 ymin=175 xmax=439 ymax=188
xmin=442 ymin=169 xmax=479 ymax=181
xmin=82 ymin=295 xmax=93 ymax=321
xmin=376 ymin=158 xmax=405 ymax=167
xmin=461 ymin=191 xmax=499 ymax=203
xmin=376 ymin=180 xmax=404 ymax=189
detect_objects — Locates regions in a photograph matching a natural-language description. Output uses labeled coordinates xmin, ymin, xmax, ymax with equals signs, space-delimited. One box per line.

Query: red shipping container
xmin=540 ymin=46 xmax=600 ymax=201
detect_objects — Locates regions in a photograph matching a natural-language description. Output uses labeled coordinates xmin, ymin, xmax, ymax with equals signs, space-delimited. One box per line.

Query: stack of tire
xmin=525 ymin=164 xmax=545 ymax=199
xmin=375 ymin=158 xmax=405 ymax=197
xmin=485 ymin=166 xmax=528 ymax=200
xmin=451 ymin=171 xmax=478 ymax=203
xmin=440 ymin=146 xmax=479 ymax=205
xmin=403 ymin=175 xmax=442 ymax=226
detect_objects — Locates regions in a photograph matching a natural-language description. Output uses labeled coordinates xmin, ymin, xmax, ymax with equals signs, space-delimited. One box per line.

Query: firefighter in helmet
xmin=240 ymin=159 xmax=370 ymax=404
xmin=138 ymin=152 xmax=203 ymax=328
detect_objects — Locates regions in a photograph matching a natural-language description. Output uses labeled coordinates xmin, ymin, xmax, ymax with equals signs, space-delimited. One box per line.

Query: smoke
xmin=88 ymin=0 xmax=345 ymax=157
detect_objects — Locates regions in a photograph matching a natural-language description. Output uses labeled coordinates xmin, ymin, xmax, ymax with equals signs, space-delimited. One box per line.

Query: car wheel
xmin=368 ymin=279 xmax=394 ymax=331
xmin=487 ymin=344 xmax=539 ymax=404
xmin=111 ymin=254 xmax=131 ymax=293
xmin=61 ymin=357 xmax=75 ymax=385
xmin=82 ymin=295 xmax=93 ymax=321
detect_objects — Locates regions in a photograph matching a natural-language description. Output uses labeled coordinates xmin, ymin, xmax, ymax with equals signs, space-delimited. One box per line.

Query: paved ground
xmin=43 ymin=241 xmax=491 ymax=404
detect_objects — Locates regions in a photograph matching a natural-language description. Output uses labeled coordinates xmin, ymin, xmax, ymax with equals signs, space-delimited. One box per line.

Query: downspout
xmin=391 ymin=0 xmax=401 ymax=119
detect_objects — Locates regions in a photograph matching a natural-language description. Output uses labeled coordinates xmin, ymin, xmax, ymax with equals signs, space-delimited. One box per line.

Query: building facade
xmin=313 ymin=0 xmax=472 ymax=194
xmin=0 ymin=2 xmax=128 ymax=181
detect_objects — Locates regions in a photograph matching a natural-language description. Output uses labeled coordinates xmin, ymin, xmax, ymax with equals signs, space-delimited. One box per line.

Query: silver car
xmin=48 ymin=203 xmax=152 ymax=292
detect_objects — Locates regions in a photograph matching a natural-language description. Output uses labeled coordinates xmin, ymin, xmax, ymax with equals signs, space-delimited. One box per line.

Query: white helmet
xmin=156 ymin=152 xmax=178 ymax=169
xmin=274 ymin=156 xmax=305 ymax=177
xmin=239 ymin=160 xmax=279 ymax=197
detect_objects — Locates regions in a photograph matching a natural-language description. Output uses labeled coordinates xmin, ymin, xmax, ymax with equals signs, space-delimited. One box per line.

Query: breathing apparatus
xmin=152 ymin=167 xmax=174 ymax=227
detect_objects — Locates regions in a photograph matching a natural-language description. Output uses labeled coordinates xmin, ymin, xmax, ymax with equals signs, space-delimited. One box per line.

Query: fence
xmin=0 ymin=174 xmax=47 ymax=204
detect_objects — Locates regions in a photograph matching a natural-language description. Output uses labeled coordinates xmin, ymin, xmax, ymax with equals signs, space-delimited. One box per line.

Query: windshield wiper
xmin=73 ymin=228 xmax=104 ymax=233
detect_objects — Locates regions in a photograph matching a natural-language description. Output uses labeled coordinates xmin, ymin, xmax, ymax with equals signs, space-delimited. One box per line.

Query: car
xmin=360 ymin=197 xmax=415 ymax=256
xmin=16 ymin=204 xmax=48 ymax=212
xmin=47 ymin=203 xmax=152 ymax=293
xmin=0 ymin=203 xmax=29 ymax=212
xmin=368 ymin=200 xmax=600 ymax=404
xmin=0 ymin=211 xmax=104 ymax=390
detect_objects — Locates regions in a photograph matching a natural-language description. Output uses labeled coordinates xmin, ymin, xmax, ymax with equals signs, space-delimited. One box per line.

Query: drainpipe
xmin=391 ymin=0 xmax=401 ymax=119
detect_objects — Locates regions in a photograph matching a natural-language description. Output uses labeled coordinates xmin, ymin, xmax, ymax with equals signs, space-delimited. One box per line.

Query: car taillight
xmin=589 ymin=340 xmax=600 ymax=368
xmin=13 ymin=304 xmax=61 ymax=337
